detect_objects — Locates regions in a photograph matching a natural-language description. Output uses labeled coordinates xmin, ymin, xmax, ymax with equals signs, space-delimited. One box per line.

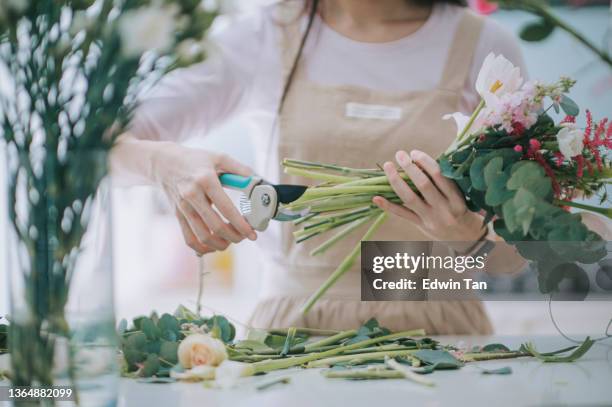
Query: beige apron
xmin=250 ymin=7 xmax=493 ymax=335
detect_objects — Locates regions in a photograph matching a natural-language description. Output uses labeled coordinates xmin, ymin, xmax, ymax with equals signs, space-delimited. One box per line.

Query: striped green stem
xmin=284 ymin=167 xmax=357 ymax=184
xmin=282 ymin=158 xmax=384 ymax=177
xmin=310 ymin=215 xmax=375 ymax=256
xmin=301 ymin=212 xmax=388 ymax=314
xmin=307 ymin=349 xmax=419 ymax=368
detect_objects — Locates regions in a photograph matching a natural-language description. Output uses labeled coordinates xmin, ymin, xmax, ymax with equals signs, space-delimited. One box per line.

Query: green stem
xmin=310 ymin=216 xmax=375 ymax=256
xmin=250 ymin=329 xmax=425 ymax=374
xmin=301 ymin=185 xmax=394 ymax=199
xmin=457 ymin=100 xmax=485 ymax=142
xmin=325 ymin=369 xmax=405 ymax=380
xmin=301 ymin=212 xmax=388 ymax=314
xmin=307 ymin=349 xmax=419 ymax=368
xmin=300 ymin=329 xmax=358 ymax=353
xmin=282 ymin=159 xmax=384 ymax=177
xmin=555 ymin=199 xmax=612 ymax=219
xmin=284 ymin=167 xmax=357 ymax=184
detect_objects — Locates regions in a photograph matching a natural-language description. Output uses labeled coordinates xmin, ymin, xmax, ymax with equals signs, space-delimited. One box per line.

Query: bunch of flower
xmin=282 ymin=53 xmax=611 ymax=312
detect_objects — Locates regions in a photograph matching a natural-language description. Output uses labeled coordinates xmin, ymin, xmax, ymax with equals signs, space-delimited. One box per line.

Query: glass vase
xmin=6 ymin=150 xmax=119 ymax=407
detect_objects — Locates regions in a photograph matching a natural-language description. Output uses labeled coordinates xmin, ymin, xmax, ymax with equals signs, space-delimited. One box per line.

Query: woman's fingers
xmin=205 ymin=176 xmax=257 ymax=241
xmin=409 ymin=150 xmax=465 ymax=212
xmin=215 ymin=153 xmax=253 ymax=177
xmin=395 ymin=150 xmax=445 ymax=208
xmin=175 ymin=208 xmax=215 ymax=255
xmin=383 ymin=161 xmax=427 ymax=216
xmin=373 ymin=196 xmax=423 ymax=226
xmin=177 ymin=200 xmax=231 ymax=250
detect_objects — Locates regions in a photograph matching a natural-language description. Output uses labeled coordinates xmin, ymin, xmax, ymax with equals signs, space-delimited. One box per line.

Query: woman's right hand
xmin=153 ymin=143 xmax=257 ymax=255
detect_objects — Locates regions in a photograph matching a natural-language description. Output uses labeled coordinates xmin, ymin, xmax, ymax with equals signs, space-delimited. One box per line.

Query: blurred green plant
xmin=0 ymin=0 xmax=219 ymax=395
xmin=492 ymin=0 xmax=612 ymax=67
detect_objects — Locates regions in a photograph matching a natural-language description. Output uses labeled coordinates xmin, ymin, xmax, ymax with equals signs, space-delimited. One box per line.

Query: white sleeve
xmin=460 ymin=17 xmax=528 ymax=113
xmin=128 ymin=9 xmax=268 ymax=142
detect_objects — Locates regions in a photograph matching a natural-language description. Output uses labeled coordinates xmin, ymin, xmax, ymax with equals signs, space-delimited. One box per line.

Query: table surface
xmin=117 ymin=335 xmax=612 ymax=407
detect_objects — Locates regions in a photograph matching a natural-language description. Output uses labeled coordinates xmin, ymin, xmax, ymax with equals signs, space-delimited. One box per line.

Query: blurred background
xmin=1 ymin=0 xmax=611 ymax=336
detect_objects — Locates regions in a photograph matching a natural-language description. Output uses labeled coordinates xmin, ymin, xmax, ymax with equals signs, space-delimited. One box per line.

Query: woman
xmin=113 ymin=0 xmax=529 ymax=334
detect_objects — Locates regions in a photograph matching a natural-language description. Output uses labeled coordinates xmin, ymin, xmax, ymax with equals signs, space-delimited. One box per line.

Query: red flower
xmin=529 ymin=139 xmax=541 ymax=151
xmin=575 ymin=155 xmax=585 ymax=178
xmin=561 ymin=115 xmax=576 ymax=124
xmin=554 ymin=152 xmax=564 ymax=167
xmin=468 ymin=0 xmax=498 ymax=14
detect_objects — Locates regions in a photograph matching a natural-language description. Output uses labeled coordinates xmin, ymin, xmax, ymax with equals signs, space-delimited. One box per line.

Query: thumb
xmin=215 ymin=154 xmax=253 ymax=177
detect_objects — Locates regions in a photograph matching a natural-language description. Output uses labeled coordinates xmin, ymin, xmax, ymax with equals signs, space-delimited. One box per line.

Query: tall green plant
xmin=0 ymin=0 xmax=218 ymax=392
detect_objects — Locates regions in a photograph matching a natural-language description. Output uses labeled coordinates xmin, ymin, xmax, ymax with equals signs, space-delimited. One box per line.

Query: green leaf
xmin=516 ymin=189 xmax=540 ymax=235
xmin=522 ymin=337 xmax=594 ymax=363
xmin=158 ymin=314 xmax=181 ymax=335
xmin=481 ymin=366 xmax=512 ymax=375
xmin=141 ymin=318 xmax=161 ymax=340
xmin=234 ymin=340 xmax=275 ymax=353
xmin=482 ymin=343 xmax=511 ymax=353
xmin=483 ymin=157 xmax=513 ymax=207
xmin=560 ymin=95 xmax=579 ymax=117
xmin=507 ymin=161 xmax=551 ymax=198
xmin=520 ymin=18 xmax=555 ymax=42
xmin=206 ymin=315 xmax=235 ymax=343
xmin=141 ymin=354 xmax=161 ymax=377
xmin=126 ymin=332 xmax=147 ymax=349
xmin=469 ymin=156 xmax=490 ymax=191
xmin=123 ymin=348 xmax=147 ymax=371
xmin=159 ymin=341 xmax=179 ymax=365
xmin=413 ymin=349 xmax=463 ymax=373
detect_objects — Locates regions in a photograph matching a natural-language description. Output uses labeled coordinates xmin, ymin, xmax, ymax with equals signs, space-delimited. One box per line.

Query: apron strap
xmin=439 ymin=10 xmax=485 ymax=93
xmin=276 ymin=1 xmax=306 ymax=83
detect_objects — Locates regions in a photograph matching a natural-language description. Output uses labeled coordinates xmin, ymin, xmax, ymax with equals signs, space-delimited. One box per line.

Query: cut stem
xmin=301 ymin=212 xmax=388 ymax=314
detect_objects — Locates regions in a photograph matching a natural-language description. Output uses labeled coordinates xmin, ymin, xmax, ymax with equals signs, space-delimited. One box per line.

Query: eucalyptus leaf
xmin=560 ymin=95 xmax=579 ymax=117
xmin=520 ymin=18 xmax=555 ymax=42
xmin=141 ymin=354 xmax=161 ymax=377
xmin=412 ymin=349 xmax=463 ymax=373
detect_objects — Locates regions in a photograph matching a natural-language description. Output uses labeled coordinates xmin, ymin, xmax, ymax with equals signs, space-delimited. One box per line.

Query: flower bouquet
xmin=1 ymin=0 xmax=217 ymax=399
xmin=281 ymin=54 xmax=611 ymax=313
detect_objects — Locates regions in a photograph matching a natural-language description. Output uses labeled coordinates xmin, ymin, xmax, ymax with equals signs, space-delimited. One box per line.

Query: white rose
xmin=177 ymin=333 xmax=227 ymax=369
xmin=556 ymin=125 xmax=584 ymax=158
xmin=116 ymin=4 xmax=178 ymax=58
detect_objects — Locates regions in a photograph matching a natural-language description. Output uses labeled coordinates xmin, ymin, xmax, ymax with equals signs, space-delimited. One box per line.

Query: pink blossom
xmin=468 ymin=0 xmax=498 ymax=15
xmin=514 ymin=145 xmax=523 ymax=153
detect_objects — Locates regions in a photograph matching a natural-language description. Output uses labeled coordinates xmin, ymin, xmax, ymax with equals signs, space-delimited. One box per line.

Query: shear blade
xmin=272 ymin=184 xmax=308 ymax=204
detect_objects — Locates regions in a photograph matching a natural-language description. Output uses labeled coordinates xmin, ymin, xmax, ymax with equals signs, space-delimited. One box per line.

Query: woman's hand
xmin=373 ymin=150 xmax=486 ymax=250
xmin=153 ymin=143 xmax=257 ymax=256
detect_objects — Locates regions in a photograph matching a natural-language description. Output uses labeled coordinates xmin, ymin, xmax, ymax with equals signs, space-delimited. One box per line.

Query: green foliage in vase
xmin=119 ymin=306 xmax=235 ymax=378
xmin=0 ymin=0 xmax=219 ymax=389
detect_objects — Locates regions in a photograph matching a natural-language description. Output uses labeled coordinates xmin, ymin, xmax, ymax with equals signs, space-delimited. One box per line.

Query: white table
xmin=118 ymin=335 xmax=612 ymax=407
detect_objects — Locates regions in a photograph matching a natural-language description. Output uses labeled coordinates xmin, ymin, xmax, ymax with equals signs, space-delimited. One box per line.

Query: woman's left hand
xmin=373 ymin=150 xmax=486 ymax=249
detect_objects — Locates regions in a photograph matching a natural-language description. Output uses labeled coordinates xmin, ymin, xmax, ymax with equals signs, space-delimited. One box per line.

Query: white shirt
xmin=130 ymin=3 xmax=527 ymax=168
xmin=129 ymin=2 xmax=528 ymax=298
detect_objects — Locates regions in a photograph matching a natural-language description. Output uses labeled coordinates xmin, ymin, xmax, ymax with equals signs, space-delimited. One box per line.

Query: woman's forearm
xmin=110 ymin=133 xmax=175 ymax=186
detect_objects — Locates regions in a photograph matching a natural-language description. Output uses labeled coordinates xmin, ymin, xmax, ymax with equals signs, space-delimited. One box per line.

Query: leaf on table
xmin=481 ymin=343 xmax=511 ymax=353
xmin=521 ymin=337 xmax=594 ymax=363
xmin=481 ymin=366 xmax=512 ymax=375
xmin=412 ymin=349 xmax=463 ymax=374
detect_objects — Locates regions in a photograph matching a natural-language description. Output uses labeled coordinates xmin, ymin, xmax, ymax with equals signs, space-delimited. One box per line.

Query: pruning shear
xmin=219 ymin=173 xmax=308 ymax=231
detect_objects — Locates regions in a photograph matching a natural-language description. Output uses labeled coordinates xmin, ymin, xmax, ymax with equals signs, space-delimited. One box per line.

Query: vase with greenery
xmin=0 ymin=1 xmax=217 ymax=405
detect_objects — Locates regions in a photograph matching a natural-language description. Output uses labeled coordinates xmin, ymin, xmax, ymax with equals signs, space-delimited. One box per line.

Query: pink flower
xmin=529 ymin=139 xmax=541 ymax=151
xmin=513 ymin=145 xmax=523 ymax=153
xmin=469 ymin=0 xmax=498 ymax=15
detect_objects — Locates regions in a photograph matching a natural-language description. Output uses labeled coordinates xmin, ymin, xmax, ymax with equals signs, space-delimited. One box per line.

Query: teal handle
xmin=219 ymin=173 xmax=252 ymax=190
